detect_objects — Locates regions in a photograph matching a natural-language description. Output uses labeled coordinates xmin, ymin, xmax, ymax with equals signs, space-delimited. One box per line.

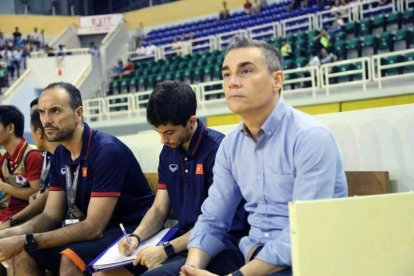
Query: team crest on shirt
xmin=169 ymin=164 xmax=178 ymax=173
xmin=60 ymin=168 xmax=67 ymax=175
xmin=15 ymin=175 xmax=28 ymax=186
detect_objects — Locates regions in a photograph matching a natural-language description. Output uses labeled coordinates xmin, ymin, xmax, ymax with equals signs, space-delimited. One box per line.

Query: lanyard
xmin=65 ymin=163 xmax=80 ymax=219
xmin=39 ymin=151 xmax=51 ymax=193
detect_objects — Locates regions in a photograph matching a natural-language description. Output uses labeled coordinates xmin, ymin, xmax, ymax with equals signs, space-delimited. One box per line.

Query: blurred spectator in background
xmin=112 ymin=60 xmax=123 ymax=79
xmin=56 ymin=44 xmax=66 ymax=57
xmin=328 ymin=12 xmax=344 ymax=37
xmin=320 ymin=48 xmax=337 ymax=64
xmin=2 ymin=47 xmax=15 ymax=79
xmin=145 ymin=41 xmax=157 ymax=57
xmin=12 ymin=47 xmax=23 ymax=78
xmin=122 ymin=58 xmax=135 ymax=77
xmin=315 ymin=29 xmax=330 ymax=51
xmin=307 ymin=50 xmax=321 ymax=67
xmin=135 ymin=40 xmax=146 ymax=57
xmin=89 ymin=42 xmax=100 ymax=57
xmin=31 ymin=27 xmax=42 ymax=51
xmin=219 ymin=1 xmax=230 ymax=20
xmin=0 ymin=32 xmax=5 ymax=48
xmin=179 ymin=35 xmax=191 ymax=57
xmin=280 ymin=39 xmax=292 ymax=59
xmin=171 ymin=36 xmax=182 ymax=55
xmin=12 ymin=27 xmax=22 ymax=43
xmin=288 ymin=0 xmax=308 ymax=11
xmin=244 ymin=0 xmax=253 ymax=14
xmin=252 ymin=0 xmax=264 ymax=13
xmin=0 ymin=58 xmax=7 ymax=91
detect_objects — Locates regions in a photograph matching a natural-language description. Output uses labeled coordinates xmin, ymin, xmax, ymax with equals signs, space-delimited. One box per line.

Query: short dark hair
xmin=146 ymin=80 xmax=197 ymax=127
xmin=30 ymin=109 xmax=44 ymax=133
xmin=225 ymin=35 xmax=283 ymax=72
xmin=0 ymin=105 xmax=24 ymax=138
xmin=30 ymin=97 xmax=39 ymax=109
xmin=42 ymin=82 xmax=83 ymax=110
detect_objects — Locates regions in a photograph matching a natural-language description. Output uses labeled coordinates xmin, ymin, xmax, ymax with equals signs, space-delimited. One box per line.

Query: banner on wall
xmin=77 ymin=14 xmax=123 ymax=35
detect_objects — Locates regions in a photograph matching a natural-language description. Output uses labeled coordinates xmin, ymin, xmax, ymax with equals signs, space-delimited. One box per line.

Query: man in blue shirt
xmin=181 ymin=36 xmax=348 ymax=276
xmin=110 ymin=80 xmax=247 ymax=276
xmin=0 ymin=82 xmax=154 ymax=275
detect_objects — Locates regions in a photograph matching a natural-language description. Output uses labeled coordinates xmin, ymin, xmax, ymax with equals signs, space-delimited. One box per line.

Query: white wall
xmin=26 ymin=54 xmax=92 ymax=88
xmin=118 ymin=103 xmax=414 ymax=193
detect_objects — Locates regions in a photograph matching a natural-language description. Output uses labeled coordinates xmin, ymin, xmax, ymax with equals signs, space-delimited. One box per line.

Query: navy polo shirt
xmin=158 ymin=119 xmax=248 ymax=237
xmin=49 ymin=123 xmax=154 ymax=229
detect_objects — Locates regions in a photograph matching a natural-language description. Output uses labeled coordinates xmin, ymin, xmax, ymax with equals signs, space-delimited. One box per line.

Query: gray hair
xmin=225 ymin=35 xmax=283 ymax=73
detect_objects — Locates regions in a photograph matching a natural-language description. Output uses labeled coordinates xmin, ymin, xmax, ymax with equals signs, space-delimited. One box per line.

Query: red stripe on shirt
xmin=49 ymin=186 xmax=64 ymax=191
xmin=91 ymin=192 xmax=120 ymax=197
xmin=158 ymin=183 xmax=167 ymax=190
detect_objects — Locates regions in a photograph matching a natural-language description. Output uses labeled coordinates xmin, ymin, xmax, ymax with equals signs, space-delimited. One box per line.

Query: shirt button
xmin=255 ymin=149 xmax=261 ymax=154
xmin=184 ymin=157 xmax=188 ymax=161
xmin=185 ymin=169 xmax=188 ymax=173
xmin=256 ymin=175 xmax=261 ymax=180
xmin=264 ymin=232 xmax=270 ymax=238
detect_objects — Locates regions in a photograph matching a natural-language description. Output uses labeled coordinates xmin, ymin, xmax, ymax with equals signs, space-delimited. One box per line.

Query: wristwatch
xmin=24 ymin=233 xmax=38 ymax=252
xmin=162 ymin=242 xmax=175 ymax=258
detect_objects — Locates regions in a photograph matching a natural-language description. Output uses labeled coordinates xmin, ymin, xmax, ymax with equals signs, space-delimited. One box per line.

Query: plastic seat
xmin=333 ymin=40 xmax=347 ymax=60
xmin=386 ymin=12 xmax=402 ymax=31
xmin=382 ymin=55 xmax=403 ymax=76
xmin=372 ymin=14 xmax=387 ymax=34
xmin=394 ymin=28 xmax=413 ymax=51
xmin=402 ymin=9 xmax=414 ymax=25
xmin=359 ymin=17 xmax=372 ymax=36
xmin=346 ymin=37 xmax=362 ymax=59
xmin=377 ymin=31 xmax=394 ymax=53
xmin=403 ymin=52 xmax=414 ymax=73
xmin=361 ymin=35 xmax=378 ymax=56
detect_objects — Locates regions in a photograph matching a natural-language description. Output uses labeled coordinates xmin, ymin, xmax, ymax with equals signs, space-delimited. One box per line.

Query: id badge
xmin=62 ymin=219 xmax=80 ymax=227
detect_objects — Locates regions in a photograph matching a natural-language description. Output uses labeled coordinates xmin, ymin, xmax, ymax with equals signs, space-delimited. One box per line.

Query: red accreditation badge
xmin=196 ymin=163 xmax=204 ymax=175
xmin=82 ymin=167 xmax=88 ymax=177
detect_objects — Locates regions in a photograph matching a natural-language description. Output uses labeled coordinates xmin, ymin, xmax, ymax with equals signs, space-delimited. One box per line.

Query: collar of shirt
xmin=180 ymin=118 xmax=206 ymax=157
xmin=240 ymin=97 xmax=288 ymax=140
xmin=5 ymin=138 xmax=28 ymax=169
xmin=61 ymin=123 xmax=94 ymax=165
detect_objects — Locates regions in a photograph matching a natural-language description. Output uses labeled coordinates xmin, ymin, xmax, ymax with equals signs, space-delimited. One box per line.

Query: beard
xmin=45 ymin=122 xmax=77 ymax=142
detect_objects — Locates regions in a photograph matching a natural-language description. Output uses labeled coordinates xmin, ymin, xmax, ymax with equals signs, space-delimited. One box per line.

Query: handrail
xmin=73 ymin=64 xmax=92 ymax=88
xmin=0 ymin=69 xmax=31 ymax=100
xmin=49 ymin=23 xmax=78 ymax=48
xmin=30 ymin=48 xmax=90 ymax=58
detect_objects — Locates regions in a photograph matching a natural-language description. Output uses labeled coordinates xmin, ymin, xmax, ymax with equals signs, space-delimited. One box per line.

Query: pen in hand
xmin=119 ymin=223 xmax=131 ymax=245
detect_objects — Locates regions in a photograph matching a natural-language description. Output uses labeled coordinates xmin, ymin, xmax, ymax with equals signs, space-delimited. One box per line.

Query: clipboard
xmin=88 ymin=227 xmax=179 ymax=273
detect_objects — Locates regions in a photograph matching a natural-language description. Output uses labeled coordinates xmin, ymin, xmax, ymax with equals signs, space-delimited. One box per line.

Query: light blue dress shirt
xmin=188 ymin=98 xmax=348 ymax=266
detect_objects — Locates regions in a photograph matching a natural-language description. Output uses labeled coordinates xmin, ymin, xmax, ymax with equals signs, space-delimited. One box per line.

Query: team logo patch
xmin=169 ymin=164 xmax=178 ymax=173
xmin=196 ymin=163 xmax=204 ymax=175
xmin=60 ymin=168 xmax=67 ymax=175
xmin=15 ymin=175 xmax=28 ymax=186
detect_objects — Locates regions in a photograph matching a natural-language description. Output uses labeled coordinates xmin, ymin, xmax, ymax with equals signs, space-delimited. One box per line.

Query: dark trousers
xmin=128 ymin=248 xmax=244 ymax=276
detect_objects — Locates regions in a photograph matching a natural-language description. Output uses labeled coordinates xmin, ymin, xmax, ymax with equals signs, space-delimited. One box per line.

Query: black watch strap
xmin=162 ymin=242 xmax=175 ymax=258
xmin=129 ymin=233 xmax=141 ymax=246
xmin=24 ymin=233 xmax=38 ymax=252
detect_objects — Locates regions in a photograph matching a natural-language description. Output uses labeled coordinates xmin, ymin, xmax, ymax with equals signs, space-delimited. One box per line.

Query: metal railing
xmin=84 ymin=49 xmax=414 ymax=122
xmin=372 ymin=48 xmax=414 ymax=88
xmin=320 ymin=57 xmax=371 ymax=94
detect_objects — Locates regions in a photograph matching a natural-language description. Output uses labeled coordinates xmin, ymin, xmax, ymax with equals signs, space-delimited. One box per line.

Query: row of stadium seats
xmin=109 ymin=6 xmax=414 ymax=95
xmin=145 ymin=0 xmax=322 ymax=46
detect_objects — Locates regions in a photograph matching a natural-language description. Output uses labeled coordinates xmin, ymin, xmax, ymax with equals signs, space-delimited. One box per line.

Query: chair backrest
xmin=144 ymin=173 xmax=159 ymax=193
xmin=345 ymin=171 xmax=390 ymax=196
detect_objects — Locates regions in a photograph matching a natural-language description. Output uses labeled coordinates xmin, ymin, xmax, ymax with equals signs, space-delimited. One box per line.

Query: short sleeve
xmin=24 ymin=150 xmax=43 ymax=181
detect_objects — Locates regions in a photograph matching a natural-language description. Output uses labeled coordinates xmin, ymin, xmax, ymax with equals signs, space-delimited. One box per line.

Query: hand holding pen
xmin=118 ymin=223 xmax=141 ymax=256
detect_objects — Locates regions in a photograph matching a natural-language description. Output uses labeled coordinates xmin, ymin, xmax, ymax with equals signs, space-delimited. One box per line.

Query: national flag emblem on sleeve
xmin=196 ymin=163 xmax=204 ymax=175
xmin=82 ymin=167 xmax=88 ymax=177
